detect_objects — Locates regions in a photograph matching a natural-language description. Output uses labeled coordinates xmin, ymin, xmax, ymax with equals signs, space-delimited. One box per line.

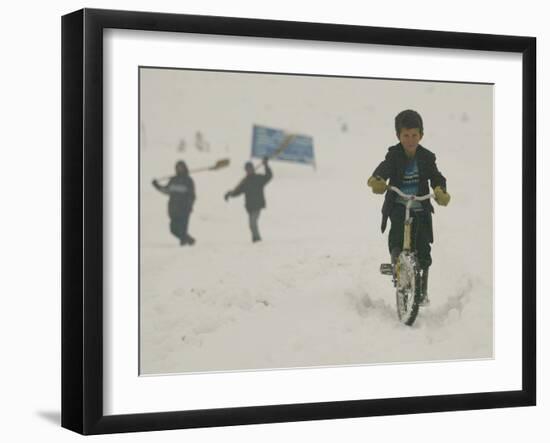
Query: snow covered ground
xmin=139 ymin=68 xmax=493 ymax=375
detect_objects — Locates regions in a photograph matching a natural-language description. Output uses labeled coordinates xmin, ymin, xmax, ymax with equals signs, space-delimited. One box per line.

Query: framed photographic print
xmin=62 ymin=8 xmax=536 ymax=435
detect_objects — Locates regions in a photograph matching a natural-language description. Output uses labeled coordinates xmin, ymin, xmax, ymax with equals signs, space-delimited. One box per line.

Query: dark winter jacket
xmin=154 ymin=174 xmax=196 ymax=218
xmin=229 ymin=165 xmax=273 ymax=212
xmin=372 ymin=143 xmax=447 ymax=240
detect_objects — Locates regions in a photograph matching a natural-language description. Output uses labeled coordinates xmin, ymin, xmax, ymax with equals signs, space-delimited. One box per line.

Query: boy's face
xmin=398 ymin=127 xmax=423 ymax=157
xmin=176 ymin=163 xmax=188 ymax=175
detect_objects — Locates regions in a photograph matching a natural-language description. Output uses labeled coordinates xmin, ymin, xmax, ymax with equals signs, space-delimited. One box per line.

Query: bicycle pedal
xmin=380 ymin=263 xmax=393 ymax=275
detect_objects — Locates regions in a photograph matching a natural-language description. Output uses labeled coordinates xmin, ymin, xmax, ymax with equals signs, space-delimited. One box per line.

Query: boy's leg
xmin=412 ymin=211 xmax=432 ymax=304
xmin=388 ymin=204 xmax=406 ymax=261
xmin=248 ymin=210 xmax=261 ymax=242
xmin=412 ymin=211 xmax=432 ymax=270
xmin=169 ymin=218 xmax=179 ymax=240
xmin=421 ymin=268 xmax=429 ymax=303
xmin=170 ymin=214 xmax=192 ymax=246
xmin=175 ymin=216 xmax=187 ymax=245
xmin=181 ymin=212 xmax=195 ymax=245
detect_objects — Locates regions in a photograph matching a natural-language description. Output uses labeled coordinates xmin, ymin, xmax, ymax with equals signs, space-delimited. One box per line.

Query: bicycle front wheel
xmin=395 ymin=252 xmax=422 ymax=326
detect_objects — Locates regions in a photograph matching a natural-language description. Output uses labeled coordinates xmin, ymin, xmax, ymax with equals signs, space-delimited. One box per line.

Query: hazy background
xmin=139 ymin=68 xmax=493 ymax=374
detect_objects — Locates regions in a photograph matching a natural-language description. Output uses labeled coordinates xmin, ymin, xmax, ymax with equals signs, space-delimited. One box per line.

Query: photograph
xmin=57 ymin=4 xmax=538 ymax=437
xmin=139 ymin=67 xmax=494 ymax=375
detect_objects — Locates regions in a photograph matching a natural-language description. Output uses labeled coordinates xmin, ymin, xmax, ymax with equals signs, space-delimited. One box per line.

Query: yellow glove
xmin=434 ymin=186 xmax=450 ymax=206
xmin=367 ymin=176 xmax=387 ymax=194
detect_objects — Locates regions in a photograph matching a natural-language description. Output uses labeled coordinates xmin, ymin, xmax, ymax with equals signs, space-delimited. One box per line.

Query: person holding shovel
xmin=152 ymin=160 xmax=196 ymax=246
xmin=224 ymin=156 xmax=272 ymax=243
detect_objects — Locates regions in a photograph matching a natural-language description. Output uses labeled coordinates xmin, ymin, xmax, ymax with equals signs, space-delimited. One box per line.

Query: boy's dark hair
xmin=395 ymin=109 xmax=424 ymax=136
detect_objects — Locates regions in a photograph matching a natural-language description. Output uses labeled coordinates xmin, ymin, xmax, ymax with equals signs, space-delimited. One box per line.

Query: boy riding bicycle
xmin=367 ymin=110 xmax=451 ymax=305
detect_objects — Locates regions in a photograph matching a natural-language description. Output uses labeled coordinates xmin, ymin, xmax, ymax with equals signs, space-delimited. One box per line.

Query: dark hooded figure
xmin=152 ymin=160 xmax=196 ymax=246
xmin=224 ymin=157 xmax=272 ymax=242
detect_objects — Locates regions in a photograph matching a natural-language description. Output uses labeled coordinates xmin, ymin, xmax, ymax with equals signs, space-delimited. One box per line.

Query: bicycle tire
xmin=395 ymin=252 xmax=422 ymax=326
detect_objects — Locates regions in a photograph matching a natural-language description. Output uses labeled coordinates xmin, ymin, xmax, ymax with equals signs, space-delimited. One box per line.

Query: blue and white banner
xmin=251 ymin=125 xmax=315 ymax=166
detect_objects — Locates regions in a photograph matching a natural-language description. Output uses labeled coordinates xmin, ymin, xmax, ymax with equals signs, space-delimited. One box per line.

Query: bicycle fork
xmin=380 ymin=207 xmax=413 ymax=279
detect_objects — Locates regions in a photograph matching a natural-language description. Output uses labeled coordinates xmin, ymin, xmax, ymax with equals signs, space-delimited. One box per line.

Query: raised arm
xmin=263 ymin=163 xmax=273 ymax=185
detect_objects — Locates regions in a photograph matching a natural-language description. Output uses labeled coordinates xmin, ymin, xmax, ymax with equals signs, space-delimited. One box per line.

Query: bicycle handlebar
xmin=388 ymin=185 xmax=434 ymax=201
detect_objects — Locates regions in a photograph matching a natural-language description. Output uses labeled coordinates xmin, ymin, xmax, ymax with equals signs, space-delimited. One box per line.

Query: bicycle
xmin=379 ymin=186 xmax=435 ymax=326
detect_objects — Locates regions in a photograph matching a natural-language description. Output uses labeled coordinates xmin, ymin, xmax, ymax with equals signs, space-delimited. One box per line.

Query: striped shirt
xmin=397 ymin=158 xmax=422 ymax=210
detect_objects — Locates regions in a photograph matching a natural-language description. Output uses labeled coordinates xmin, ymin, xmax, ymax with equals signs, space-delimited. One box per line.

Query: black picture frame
xmin=61 ymin=8 xmax=536 ymax=435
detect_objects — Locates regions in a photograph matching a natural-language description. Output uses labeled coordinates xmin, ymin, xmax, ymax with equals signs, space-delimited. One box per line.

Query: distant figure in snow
xmin=177 ymin=139 xmax=186 ymax=152
xmin=152 ymin=160 xmax=196 ymax=246
xmin=224 ymin=157 xmax=272 ymax=243
xmin=195 ymin=131 xmax=210 ymax=152
xmin=367 ymin=110 xmax=450 ymax=305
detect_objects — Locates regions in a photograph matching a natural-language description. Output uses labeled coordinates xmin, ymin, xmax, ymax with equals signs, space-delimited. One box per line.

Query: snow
xmin=139 ymin=68 xmax=493 ymax=375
